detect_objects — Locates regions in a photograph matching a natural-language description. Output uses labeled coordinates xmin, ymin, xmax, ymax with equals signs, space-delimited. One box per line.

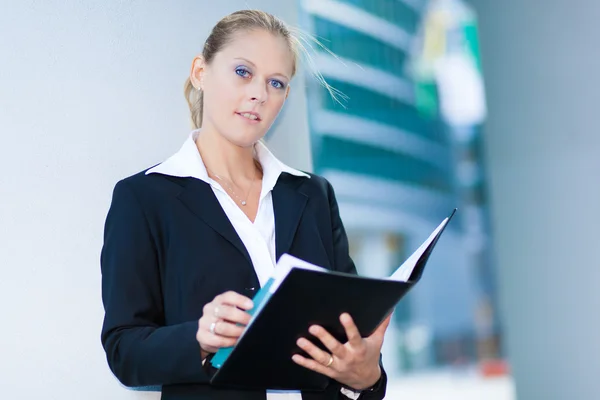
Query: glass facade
xmin=299 ymin=0 xmax=502 ymax=377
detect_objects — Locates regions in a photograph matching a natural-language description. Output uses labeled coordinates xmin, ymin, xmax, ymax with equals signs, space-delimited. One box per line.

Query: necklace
xmin=207 ymin=163 xmax=258 ymax=206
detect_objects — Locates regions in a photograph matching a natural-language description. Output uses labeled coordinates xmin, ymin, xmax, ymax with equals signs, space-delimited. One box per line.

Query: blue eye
xmin=269 ymin=79 xmax=285 ymax=90
xmin=235 ymin=66 xmax=251 ymax=78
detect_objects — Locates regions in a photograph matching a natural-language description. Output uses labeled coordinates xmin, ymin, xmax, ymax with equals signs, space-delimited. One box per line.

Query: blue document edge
xmin=210 ymin=278 xmax=274 ymax=368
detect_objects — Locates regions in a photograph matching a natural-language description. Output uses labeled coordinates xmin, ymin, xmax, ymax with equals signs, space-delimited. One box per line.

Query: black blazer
xmin=100 ymin=169 xmax=387 ymax=400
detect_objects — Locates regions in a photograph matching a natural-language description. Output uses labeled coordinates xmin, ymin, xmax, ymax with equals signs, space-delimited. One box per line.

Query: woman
xmin=100 ymin=10 xmax=390 ymax=400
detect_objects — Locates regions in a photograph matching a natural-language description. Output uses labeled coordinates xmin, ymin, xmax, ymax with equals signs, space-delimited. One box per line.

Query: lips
xmin=236 ymin=111 xmax=261 ymax=122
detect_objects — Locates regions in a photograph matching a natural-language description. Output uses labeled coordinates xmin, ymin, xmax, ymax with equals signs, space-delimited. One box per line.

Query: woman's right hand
xmin=196 ymin=291 xmax=254 ymax=357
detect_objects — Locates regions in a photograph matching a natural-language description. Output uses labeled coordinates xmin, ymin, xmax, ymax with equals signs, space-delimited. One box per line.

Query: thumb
xmin=371 ymin=313 xmax=393 ymax=340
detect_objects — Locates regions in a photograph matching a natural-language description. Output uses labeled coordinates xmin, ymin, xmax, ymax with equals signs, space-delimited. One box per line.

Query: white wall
xmin=0 ymin=1 xmax=310 ymax=399
xmin=471 ymin=0 xmax=600 ymax=399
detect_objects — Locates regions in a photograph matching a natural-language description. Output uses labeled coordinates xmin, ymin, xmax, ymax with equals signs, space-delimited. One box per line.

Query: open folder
xmin=209 ymin=209 xmax=457 ymax=391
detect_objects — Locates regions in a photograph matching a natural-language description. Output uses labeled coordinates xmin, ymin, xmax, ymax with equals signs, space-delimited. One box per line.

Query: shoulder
xmin=279 ymin=171 xmax=337 ymax=204
xmin=302 ymin=171 xmax=329 ymax=189
xmin=109 ymin=167 xmax=188 ymax=208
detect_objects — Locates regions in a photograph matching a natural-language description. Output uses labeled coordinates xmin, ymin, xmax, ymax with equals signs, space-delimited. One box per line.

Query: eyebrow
xmin=234 ymin=57 xmax=290 ymax=81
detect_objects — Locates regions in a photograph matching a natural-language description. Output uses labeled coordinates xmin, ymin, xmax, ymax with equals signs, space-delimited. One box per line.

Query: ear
xmin=285 ymin=84 xmax=291 ymax=100
xmin=190 ymin=55 xmax=207 ymax=90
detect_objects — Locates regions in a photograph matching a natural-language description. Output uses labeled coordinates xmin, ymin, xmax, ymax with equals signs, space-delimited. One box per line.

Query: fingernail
xmin=246 ymin=301 xmax=253 ymax=308
xmin=309 ymin=326 xmax=319 ymax=335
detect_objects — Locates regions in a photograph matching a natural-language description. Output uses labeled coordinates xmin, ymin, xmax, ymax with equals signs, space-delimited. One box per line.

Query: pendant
xmin=241 ymin=201 xmax=247 ymax=206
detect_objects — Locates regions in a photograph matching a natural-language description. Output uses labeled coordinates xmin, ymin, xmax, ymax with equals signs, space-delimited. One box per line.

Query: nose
xmin=248 ymin=80 xmax=268 ymax=104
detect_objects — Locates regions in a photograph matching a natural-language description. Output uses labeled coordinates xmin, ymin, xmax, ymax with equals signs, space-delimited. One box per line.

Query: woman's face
xmin=193 ymin=29 xmax=295 ymax=148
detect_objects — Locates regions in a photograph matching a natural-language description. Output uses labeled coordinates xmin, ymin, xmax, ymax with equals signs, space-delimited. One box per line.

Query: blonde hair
xmin=184 ymin=9 xmax=344 ymax=129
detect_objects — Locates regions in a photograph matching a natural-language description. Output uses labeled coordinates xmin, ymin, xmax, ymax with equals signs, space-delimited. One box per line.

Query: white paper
xmin=270 ymin=253 xmax=328 ymax=293
xmin=388 ymin=217 xmax=450 ymax=282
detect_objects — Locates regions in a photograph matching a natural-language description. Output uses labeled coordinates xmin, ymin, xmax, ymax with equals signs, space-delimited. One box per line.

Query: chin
xmin=224 ymin=130 xmax=266 ymax=148
xmin=230 ymin=120 xmax=272 ymax=147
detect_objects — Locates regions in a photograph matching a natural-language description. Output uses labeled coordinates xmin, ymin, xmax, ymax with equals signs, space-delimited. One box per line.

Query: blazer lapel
xmin=272 ymin=174 xmax=309 ymax=260
xmin=177 ymin=178 xmax=252 ymax=267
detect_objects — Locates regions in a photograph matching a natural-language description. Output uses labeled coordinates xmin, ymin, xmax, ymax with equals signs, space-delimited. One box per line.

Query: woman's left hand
xmin=291 ymin=312 xmax=392 ymax=391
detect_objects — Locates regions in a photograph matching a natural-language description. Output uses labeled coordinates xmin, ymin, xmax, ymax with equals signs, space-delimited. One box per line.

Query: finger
xmin=215 ymin=291 xmax=254 ymax=310
xmin=200 ymin=318 xmax=245 ymax=338
xmin=198 ymin=330 xmax=238 ymax=349
xmin=291 ymin=354 xmax=336 ymax=379
xmin=308 ymin=325 xmax=347 ymax=359
xmin=213 ymin=304 xmax=252 ymax=325
xmin=339 ymin=313 xmax=362 ymax=347
xmin=296 ymin=337 xmax=336 ymax=367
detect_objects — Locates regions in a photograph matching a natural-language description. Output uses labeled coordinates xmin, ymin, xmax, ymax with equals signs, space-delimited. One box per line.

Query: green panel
xmin=318 ymin=79 xmax=447 ymax=143
xmin=414 ymin=80 xmax=440 ymax=119
xmin=314 ymin=136 xmax=453 ymax=192
xmin=312 ymin=16 xmax=407 ymax=78
xmin=344 ymin=0 xmax=421 ymax=33
xmin=463 ymin=22 xmax=483 ymax=72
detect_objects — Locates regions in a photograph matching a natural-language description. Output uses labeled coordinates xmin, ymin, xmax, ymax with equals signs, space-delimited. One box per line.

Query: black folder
xmin=209 ymin=209 xmax=456 ymax=391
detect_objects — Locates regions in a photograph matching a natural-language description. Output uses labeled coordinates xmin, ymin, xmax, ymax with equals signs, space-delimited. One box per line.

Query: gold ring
xmin=325 ymin=355 xmax=334 ymax=368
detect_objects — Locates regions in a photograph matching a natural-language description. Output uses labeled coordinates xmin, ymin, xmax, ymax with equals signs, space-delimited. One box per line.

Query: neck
xmin=195 ymin=127 xmax=260 ymax=184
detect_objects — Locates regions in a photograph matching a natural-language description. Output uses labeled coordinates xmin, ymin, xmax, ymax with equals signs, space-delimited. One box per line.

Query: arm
xmin=100 ymin=179 xmax=208 ymax=387
xmin=326 ymin=179 xmax=357 ymax=276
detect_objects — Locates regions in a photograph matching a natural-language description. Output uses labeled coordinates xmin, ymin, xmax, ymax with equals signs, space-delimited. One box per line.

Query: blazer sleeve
xmin=325 ymin=180 xmax=388 ymax=400
xmin=325 ymin=179 xmax=358 ymax=276
xmin=100 ymin=179 xmax=209 ymax=387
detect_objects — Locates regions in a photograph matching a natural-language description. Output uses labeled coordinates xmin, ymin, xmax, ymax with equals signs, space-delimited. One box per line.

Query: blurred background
xmin=1 ymin=0 xmax=599 ymax=399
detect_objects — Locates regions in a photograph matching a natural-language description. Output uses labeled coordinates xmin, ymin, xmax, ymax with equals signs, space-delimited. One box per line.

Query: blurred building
xmin=299 ymin=0 xmax=502 ymax=377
